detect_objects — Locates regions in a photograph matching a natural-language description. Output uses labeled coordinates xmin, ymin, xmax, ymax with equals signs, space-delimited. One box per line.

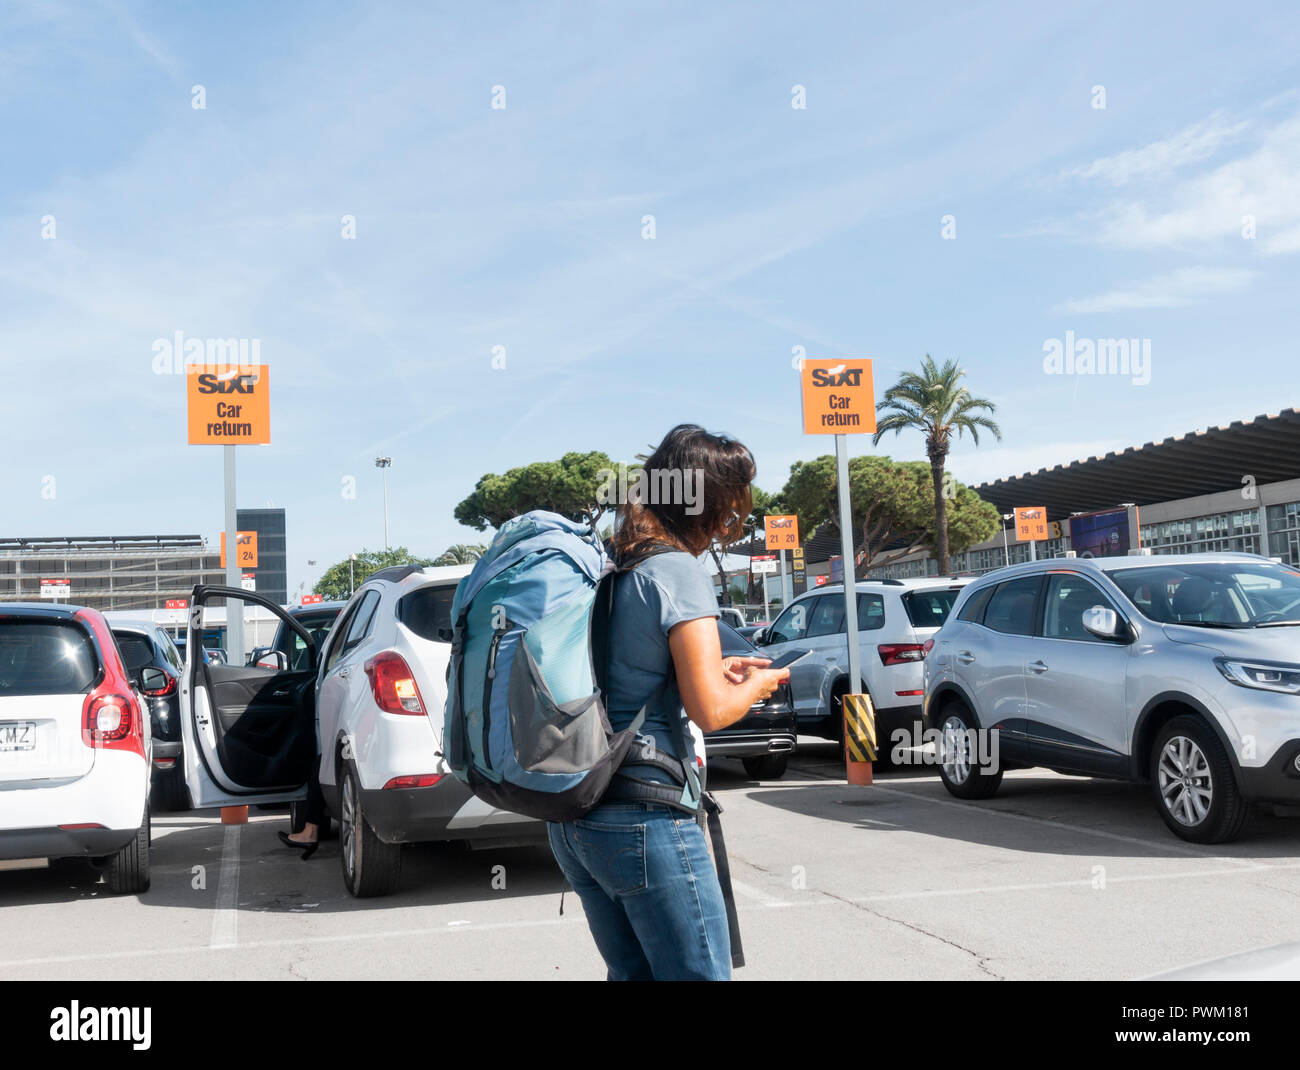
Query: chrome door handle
xmin=1028 ymin=660 xmax=1049 ymax=674
xmin=272 ymin=688 xmax=291 ymax=697
xmin=956 ymin=651 xmax=975 ymax=664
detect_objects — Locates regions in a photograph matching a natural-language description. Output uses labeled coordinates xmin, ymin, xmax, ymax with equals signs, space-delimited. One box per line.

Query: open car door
xmin=179 ymin=585 xmax=319 ymax=809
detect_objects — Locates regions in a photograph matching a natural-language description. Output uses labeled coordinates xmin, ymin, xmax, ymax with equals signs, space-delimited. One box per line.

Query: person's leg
xmin=547 ymin=820 xmax=653 ymax=981
xmin=617 ymin=811 xmax=731 ymax=980
xmin=288 ymin=764 xmax=326 ymax=845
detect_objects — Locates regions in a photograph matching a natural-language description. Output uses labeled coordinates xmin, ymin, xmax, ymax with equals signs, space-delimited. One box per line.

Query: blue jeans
xmin=548 ymin=802 xmax=731 ymax=980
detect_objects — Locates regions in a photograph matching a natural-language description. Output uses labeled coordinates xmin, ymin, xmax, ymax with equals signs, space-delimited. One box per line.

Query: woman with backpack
xmin=547 ymin=423 xmax=791 ymax=980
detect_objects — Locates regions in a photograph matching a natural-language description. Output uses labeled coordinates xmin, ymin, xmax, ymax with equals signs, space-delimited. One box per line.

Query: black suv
xmin=111 ymin=622 xmax=187 ymax=810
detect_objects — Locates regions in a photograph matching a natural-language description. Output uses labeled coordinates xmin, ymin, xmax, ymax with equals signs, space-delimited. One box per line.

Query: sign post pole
xmin=800 ymin=356 xmax=876 ymax=786
xmin=761 ymin=571 xmax=770 ymax=622
xmin=834 ymin=433 xmax=862 ymax=731
xmin=223 ymin=445 xmax=243 ymax=662
xmin=778 ymin=549 xmax=789 ymax=608
xmin=189 ymin=362 xmax=269 ymax=664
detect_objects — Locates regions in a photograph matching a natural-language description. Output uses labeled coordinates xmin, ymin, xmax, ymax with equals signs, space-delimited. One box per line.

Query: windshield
xmin=1108 ymin=561 xmax=1300 ymax=627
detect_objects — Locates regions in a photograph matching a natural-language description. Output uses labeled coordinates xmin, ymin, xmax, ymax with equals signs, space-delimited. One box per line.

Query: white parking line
xmin=865 ymin=782 xmax=1262 ymax=865
xmin=730 ymin=879 xmax=795 ymax=908
xmin=209 ymin=825 xmax=241 ymax=949
xmin=846 ymin=860 xmax=1296 ymax=904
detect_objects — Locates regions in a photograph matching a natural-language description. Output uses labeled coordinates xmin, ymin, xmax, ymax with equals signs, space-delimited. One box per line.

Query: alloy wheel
xmin=341 ymin=775 xmax=357 ymax=881
xmin=940 ymin=715 xmax=971 ymax=785
xmin=1158 ymin=735 xmax=1213 ymax=826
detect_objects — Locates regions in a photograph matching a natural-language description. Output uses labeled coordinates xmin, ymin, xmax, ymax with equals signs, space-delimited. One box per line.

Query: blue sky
xmin=2 ymin=0 xmax=1299 ymax=596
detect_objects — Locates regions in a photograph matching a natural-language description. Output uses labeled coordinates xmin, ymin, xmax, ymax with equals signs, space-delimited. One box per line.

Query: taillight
xmin=365 ymin=651 xmax=426 ymax=715
xmin=878 ymin=643 xmax=927 ymax=666
xmin=383 ymin=774 xmax=443 ymax=789
xmin=145 ymin=674 xmax=177 ymax=698
xmin=82 ymin=691 xmax=142 ymax=754
xmin=922 ymin=639 xmax=935 ymax=658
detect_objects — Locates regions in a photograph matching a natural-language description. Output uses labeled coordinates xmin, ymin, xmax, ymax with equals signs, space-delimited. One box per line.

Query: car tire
xmin=742 ymin=754 xmax=789 ymax=780
xmin=106 ymin=808 xmax=151 ymax=894
xmin=154 ymin=766 xmax=189 ymax=812
xmin=339 ymin=766 xmax=401 ymax=898
xmin=935 ymin=702 xmax=1003 ymax=799
xmin=1151 ymin=716 xmax=1249 ymax=844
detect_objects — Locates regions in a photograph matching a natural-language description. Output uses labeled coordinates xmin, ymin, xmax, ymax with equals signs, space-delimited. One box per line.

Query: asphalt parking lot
xmin=4 ymin=740 xmax=1300 ymax=981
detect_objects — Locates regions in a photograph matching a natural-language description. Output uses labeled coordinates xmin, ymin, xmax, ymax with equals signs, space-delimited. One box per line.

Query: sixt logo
xmin=197 ymin=369 xmax=259 ymax=394
xmin=770 ymin=517 xmax=794 ymax=528
xmin=810 ymin=364 xmax=864 ymax=387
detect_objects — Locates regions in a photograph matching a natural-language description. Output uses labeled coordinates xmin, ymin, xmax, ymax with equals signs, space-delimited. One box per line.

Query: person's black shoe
xmin=277 ymin=829 xmax=319 ymax=859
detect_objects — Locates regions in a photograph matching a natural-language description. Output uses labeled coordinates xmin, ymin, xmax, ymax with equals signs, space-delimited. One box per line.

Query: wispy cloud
xmin=1060 ymin=111 xmax=1250 ymax=186
xmin=1053 ymin=266 xmax=1258 ymax=315
xmin=1048 ymin=109 xmax=1300 ymax=253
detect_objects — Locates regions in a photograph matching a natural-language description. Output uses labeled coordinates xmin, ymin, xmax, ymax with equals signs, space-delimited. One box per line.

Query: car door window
xmin=1042 ymin=574 xmax=1114 ymax=642
xmin=983 ymin=576 xmax=1043 ymax=636
xmin=324 ymin=603 xmax=362 ymax=673
xmin=343 ymin=591 xmax=381 ymax=652
xmin=806 ymin=596 xmax=844 ymax=637
xmin=856 ymin=593 xmax=885 ymax=631
xmin=768 ymin=598 xmax=817 ymax=643
xmin=958 ymin=585 xmax=995 ymax=623
xmin=157 ymin=630 xmax=183 ymax=672
xmin=327 ymin=591 xmax=379 ymax=670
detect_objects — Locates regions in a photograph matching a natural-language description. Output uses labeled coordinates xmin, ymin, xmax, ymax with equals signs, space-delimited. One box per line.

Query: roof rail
xmin=367 ymin=564 xmax=425 ymax=584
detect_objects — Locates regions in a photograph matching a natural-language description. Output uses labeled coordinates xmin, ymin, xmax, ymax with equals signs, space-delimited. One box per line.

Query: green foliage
xmin=314 ymin=547 xmax=436 ymax=601
xmin=872 ymin=354 xmax=1002 ymax=571
xmin=453 ymin=451 xmax=622 ymax=531
xmin=779 ymin=454 xmax=997 ymax=571
xmin=433 ymin=544 xmax=487 ymax=566
xmin=873 ymin=355 xmax=1002 ymax=455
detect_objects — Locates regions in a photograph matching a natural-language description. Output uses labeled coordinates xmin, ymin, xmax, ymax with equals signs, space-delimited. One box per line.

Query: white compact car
xmin=0 ymin=603 xmax=153 ymax=893
xmin=316 ymin=564 xmax=547 ymax=896
xmin=753 ymin=576 xmax=975 ymax=749
xmin=176 ymin=569 xmax=544 ymax=899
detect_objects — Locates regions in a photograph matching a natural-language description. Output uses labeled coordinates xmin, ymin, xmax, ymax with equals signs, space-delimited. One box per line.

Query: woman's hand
xmin=722 ymin=655 xmax=771 ymax=683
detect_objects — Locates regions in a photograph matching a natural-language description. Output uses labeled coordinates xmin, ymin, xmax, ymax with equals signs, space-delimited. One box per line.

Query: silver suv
xmin=924 ymin=553 xmax=1300 ymax=843
xmin=756 ymin=577 xmax=973 ymax=744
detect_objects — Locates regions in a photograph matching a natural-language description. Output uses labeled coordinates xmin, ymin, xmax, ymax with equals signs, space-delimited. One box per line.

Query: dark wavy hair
xmin=611 ymin=424 xmax=756 ymax=561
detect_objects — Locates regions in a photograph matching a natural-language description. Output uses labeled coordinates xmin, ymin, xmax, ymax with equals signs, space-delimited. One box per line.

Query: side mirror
xmin=1082 ymin=605 xmax=1125 ymax=640
xmin=752 ymin=628 xmax=767 ymax=645
xmin=140 ymin=667 xmax=169 ymax=694
xmin=256 ymin=650 xmax=289 ymax=670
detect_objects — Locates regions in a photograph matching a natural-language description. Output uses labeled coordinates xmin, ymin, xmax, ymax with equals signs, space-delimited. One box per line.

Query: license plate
xmin=0 ymin=722 xmax=36 ymax=752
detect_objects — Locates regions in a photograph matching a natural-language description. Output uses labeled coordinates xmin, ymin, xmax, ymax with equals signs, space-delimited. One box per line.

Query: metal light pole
xmin=375 ymin=456 xmax=392 ymax=551
xmin=349 ymin=552 xmax=356 ymax=597
xmin=1002 ymin=513 xmax=1012 ymax=566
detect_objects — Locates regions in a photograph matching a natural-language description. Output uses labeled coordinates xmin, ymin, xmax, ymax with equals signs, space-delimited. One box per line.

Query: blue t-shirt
xmin=606 ymin=550 xmax=720 ymax=770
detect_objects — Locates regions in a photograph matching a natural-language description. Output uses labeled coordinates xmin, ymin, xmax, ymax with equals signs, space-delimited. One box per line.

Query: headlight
xmin=1215 ymin=658 xmax=1300 ymax=694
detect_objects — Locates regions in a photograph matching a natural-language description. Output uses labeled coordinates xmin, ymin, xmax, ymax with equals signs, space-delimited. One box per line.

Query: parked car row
xmin=9 ymin=547 xmax=1293 ymax=903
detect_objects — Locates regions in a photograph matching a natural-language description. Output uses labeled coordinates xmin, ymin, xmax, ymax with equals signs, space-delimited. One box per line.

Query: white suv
xmin=314 ymin=564 xmax=545 ymax=896
xmin=0 ymin=603 xmax=152 ymax=893
xmin=173 ymin=570 xmax=544 ymax=899
xmin=754 ymin=577 xmax=974 ymax=747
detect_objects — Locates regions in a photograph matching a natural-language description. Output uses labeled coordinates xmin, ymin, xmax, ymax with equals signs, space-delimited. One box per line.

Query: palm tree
xmin=873 ymin=355 xmax=1001 ymax=574
xmin=434 ymin=543 xmax=487 ymax=566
